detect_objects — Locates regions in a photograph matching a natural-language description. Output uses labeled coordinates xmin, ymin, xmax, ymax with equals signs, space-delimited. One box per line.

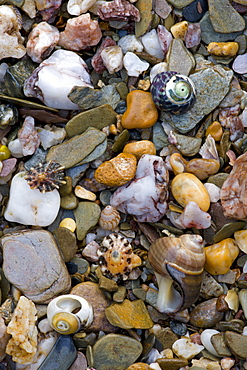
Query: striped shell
xmin=99 ymin=205 xmax=120 ymax=230
xmin=150 ymin=71 xmax=196 ymax=114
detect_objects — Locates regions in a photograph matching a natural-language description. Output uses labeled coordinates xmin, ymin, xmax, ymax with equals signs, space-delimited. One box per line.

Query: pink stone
xmin=58 ymin=13 xmax=102 ymax=51
xmin=36 ymin=0 xmax=62 ymax=21
xmin=185 ymin=23 xmax=201 ymax=48
xmin=0 ymin=158 xmax=17 ymax=177
xmin=232 ymin=53 xmax=247 ymax=74
xmin=157 ymin=25 xmax=172 ymax=55
xmin=18 ymin=116 xmax=40 ymax=156
xmin=91 ymin=36 xmax=117 ymax=73
xmin=97 ymin=0 xmax=140 ymax=22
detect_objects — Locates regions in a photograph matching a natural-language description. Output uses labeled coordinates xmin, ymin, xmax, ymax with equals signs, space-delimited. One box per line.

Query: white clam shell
xmin=200 ymin=329 xmax=220 ymax=357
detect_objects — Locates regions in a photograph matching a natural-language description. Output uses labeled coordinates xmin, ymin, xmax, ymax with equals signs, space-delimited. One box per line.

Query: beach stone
xmin=113 ymin=286 xmax=127 ymax=302
xmin=46 ymin=127 xmax=106 ymax=169
xmin=123 ymin=140 xmax=156 ymax=159
xmin=182 ymin=0 xmax=208 ymax=22
xmin=190 ymin=298 xmax=224 ymax=328
xmin=164 ymin=0 xmax=194 ymax=8
xmin=60 ymin=193 xmax=79 ymax=210
xmin=79 ymin=139 xmax=107 ymax=165
xmin=126 ymin=364 xmax=152 ymax=370
xmin=200 ymin=271 xmax=224 ymax=299
xmin=152 ymin=122 xmax=169 ymax=150
xmin=112 ymin=129 xmax=130 ymax=153
xmin=93 ymin=334 xmax=143 ymax=370
xmin=73 ymin=202 xmax=101 ymax=240
xmin=65 ymin=164 xmax=89 ymax=187
xmin=172 ymin=133 xmax=202 ymax=156
xmin=1 ymin=229 xmax=71 ymax=303
xmin=65 ymin=104 xmax=117 ymax=137
xmin=135 ymin=0 xmax=152 ymax=38
xmin=94 ymin=152 xmax=137 ymax=186
xmin=52 ymin=227 xmax=77 ymax=262
xmin=224 ymin=331 xmax=247 ymax=359
xmin=210 ymin=333 xmax=231 ymax=357
xmin=233 ymin=53 xmax=247 ymax=74
xmin=207 ymin=42 xmax=239 ymax=57
xmin=167 ymin=39 xmax=195 ymax=76
xmin=156 ymin=358 xmax=188 ymax=370
xmin=74 ymin=185 xmax=96 ymax=201
xmin=121 ymin=90 xmax=158 ymax=129
xmin=161 ymin=65 xmax=233 ymax=133
xmin=208 ymin=0 xmax=245 ymax=33
xmin=151 ymin=326 xmax=178 ymax=349
xmin=68 ymin=352 xmax=87 ymax=370
xmin=71 ymin=282 xmax=118 ymax=333
xmin=105 ymin=299 xmax=153 ymax=329
xmin=59 ymin=176 xmax=73 ymax=196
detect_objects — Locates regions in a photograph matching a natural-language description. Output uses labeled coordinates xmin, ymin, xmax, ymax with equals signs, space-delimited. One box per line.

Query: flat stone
xmin=96 ymin=267 xmax=118 ymax=292
xmin=160 ymin=65 xmax=233 ymax=133
xmin=172 ymin=133 xmax=201 ymax=156
xmin=113 ymin=286 xmax=127 ymax=302
xmin=66 ymin=164 xmax=89 ymax=187
xmin=238 ymin=289 xmax=247 ymax=320
xmin=1 ymin=229 xmax=71 ymax=303
xmin=224 ymin=331 xmax=247 ymax=359
xmin=71 ymin=282 xmax=118 ymax=333
xmin=65 ymin=104 xmax=117 ymax=137
xmin=68 ymin=352 xmax=87 ymax=370
xmin=200 ymin=271 xmax=224 ymax=299
xmin=93 ymin=334 xmax=143 ymax=370
xmin=135 ymin=0 xmax=153 ymax=38
xmin=151 ymin=327 xmax=178 ymax=349
xmin=167 ymin=39 xmax=195 ymax=76
xmin=105 ymin=299 xmax=153 ymax=329
xmin=182 ymin=0 xmax=208 ymax=22
xmin=73 ymin=201 xmax=101 ymax=240
xmin=52 ymin=227 xmax=78 ymax=262
xmin=210 ymin=333 xmax=231 ymax=357
xmin=46 ymin=127 xmax=106 ymax=169
xmin=59 ymin=176 xmax=73 ymax=196
xmin=163 ymin=0 xmax=194 ymax=8
xmin=156 ymin=358 xmax=188 ymax=370
xmin=152 ymin=122 xmax=169 ymax=150
xmin=208 ymin=0 xmax=245 ymax=33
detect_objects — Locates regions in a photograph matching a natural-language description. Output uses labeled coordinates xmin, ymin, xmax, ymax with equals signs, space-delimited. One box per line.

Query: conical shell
xmin=99 ymin=205 xmax=120 ymax=230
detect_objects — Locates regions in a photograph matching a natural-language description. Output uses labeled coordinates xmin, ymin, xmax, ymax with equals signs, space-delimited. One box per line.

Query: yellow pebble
xmin=186 ymin=158 xmax=220 ymax=180
xmin=0 ymin=145 xmax=11 ymax=160
xmin=74 ymin=185 xmax=96 ymax=201
xmin=59 ymin=218 xmax=76 ymax=232
xmin=123 ymin=140 xmax=156 ymax=159
xmin=204 ymin=238 xmax=239 ymax=275
xmin=206 ymin=121 xmax=223 ymax=141
xmin=207 ymin=42 xmax=239 ymax=57
xmin=121 ymin=90 xmax=158 ymax=129
xmin=94 ymin=152 xmax=137 ymax=187
xmin=234 ymin=229 xmax=247 ymax=253
xmin=170 ymin=21 xmax=189 ymax=40
xmin=171 ymin=173 xmax=210 ymax=211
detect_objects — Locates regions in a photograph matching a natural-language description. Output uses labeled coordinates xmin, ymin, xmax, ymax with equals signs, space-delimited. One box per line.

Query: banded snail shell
xmin=99 ymin=205 xmax=120 ymax=230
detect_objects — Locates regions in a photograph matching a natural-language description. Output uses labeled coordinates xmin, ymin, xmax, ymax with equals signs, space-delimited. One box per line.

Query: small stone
xmin=112 ymin=129 xmax=130 ymax=153
xmin=123 ymin=52 xmax=149 ymax=77
xmin=113 ymin=285 xmax=127 ymax=302
xmin=167 ymin=39 xmax=195 ymax=76
xmin=93 ymin=333 xmax=143 ymax=370
xmin=172 ymin=338 xmax=204 ymax=360
xmin=60 ymin=193 xmax=79 ymax=210
xmin=96 ymin=267 xmax=118 ymax=292
xmin=207 ymin=42 xmax=239 ymax=57
xmin=65 ymin=104 xmax=117 ymax=137
xmin=182 ymin=0 xmax=208 ymax=22
xmin=170 ymin=21 xmax=188 ymax=40
xmin=74 ymin=185 xmax=96 ymax=201
xmin=207 ymin=0 xmax=245 ymax=33
xmin=172 ymin=133 xmax=202 ymax=156
xmin=232 ymin=53 xmax=247 ymax=74
xmin=105 ymin=299 xmax=153 ymax=329
xmin=238 ymin=289 xmax=247 ymax=319
xmin=59 ymin=218 xmax=76 ymax=233
xmin=141 ymin=29 xmax=164 ymax=59
xmin=123 ymin=140 xmax=156 ymax=159
xmin=190 ymin=298 xmax=224 ymax=328
xmin=150 ymin=326 xmax=178 ymax=349
xmin=71 ymin=282 xmax=118 ymax=333
xmin=73 ymin=201 xmax=101 ymax=240
xmin=200 ymin=271 xmax=224 ymax=299
xmin=46 ymin=127 xmax=106 ymax=169
xmin=52 ymin=227 xmax=77 ymax=262
xmin=210 ymin=333 xmax=232 ymax=357
xmin=94 ymin=152 xmax=137 ymax=187
xmin=121 ymin=90 xmax=158 ymax=129
xmin=156 ymin=358 xmax=188 ymax=370
xmin=224 ymin=331 xmax=247 ymax=359
xmin=185 ymin=23 xmax=201 ymax=48
xmin=68 ymin=351 xmax=88 ymax=370
xmin=135 ymin=0 xmax=152 ymax=38
xmin=152 ymin=122 xmax=169 ymax=150
xmin=126 ymin=364 xmax=152 ymax=370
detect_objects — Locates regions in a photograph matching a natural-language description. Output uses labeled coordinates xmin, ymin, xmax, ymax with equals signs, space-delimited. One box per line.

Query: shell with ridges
xmin=150 ymin=71 xmax=196 ymax=114
xmin=99 ymin=205 xmax=120 ymax=230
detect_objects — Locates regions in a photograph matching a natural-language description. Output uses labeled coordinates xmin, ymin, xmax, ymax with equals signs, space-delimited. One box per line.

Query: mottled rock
xmin=200 ymin=271 xmax=224 ymax=299
xmin=93 ymin=334 xmax=143 ymax=370
xmin=135 ymin=0 xmax=152 ymax=38
xmin=224 ymin=331 xmax=247 ymax=359
xmin=65 ymin=104 xmax=117 ymax=137
xmin=105 ymin=299 xmax=153 ymax=329
xmin=0 ymin=316 xmax=10 ymax=361
xmin=211 ymin=333 xmax=232 ymax=357
xmin=150 ymin=326 xmax=178 ymax=349
xmin=156 ymin=358 xmax=188 ymax=370
xmin=208 ymin=0 xmax=245 ymax=33
xmin=46 ymin=127 xmax=106 ymax=169
xmin=52 ymin=227 xmax=78 ymax=262
xmin=71 ymin=282 xmax=118 ymax=333
xmin=1 ymin=229 xmax=71 ymax=303
xmin=167 ymin=39 xmax=195 ymax=76
xmin=190 ymin=298 xmax=224 ymax=328
xmin=161 ymin=66 xmax=233 ymax=133
xmin=182 ymin=0 xmax=208 ymax=22
xmin=73 ymin=201 xmax=101 ymax=240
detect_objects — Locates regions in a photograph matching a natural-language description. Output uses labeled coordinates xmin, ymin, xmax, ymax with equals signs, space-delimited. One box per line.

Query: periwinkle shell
xmin=150 ymin=71 xmax=196 ymax=114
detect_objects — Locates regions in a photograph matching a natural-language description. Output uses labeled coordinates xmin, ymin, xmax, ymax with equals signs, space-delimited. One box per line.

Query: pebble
xmin=156 ymin=358 xmax=188 ymax=370
xmin=210 ymin=333 xmax=232 ymax=357
xmin=200 ymin=271 xmax=224 ymax=299
xmin=113 ymin=285 xmax=127 ymax=302
xmin=232 ymin=53 xmax=247 ymax=74
xmin=182 ymin=0 xmax=208 ymax=21
xmin=150 ymin=326 xmax=178 ymax=349
xmin=121 ymin=90 xmax=158 ymax=129
xmin=126 ymin=363 xmax=152 ymax=370
xmin=172 ymin=338 xmax=204 ymax=360
xmin=170 ymin=21 xmax=188 ymax=40
xmin=224 ymin=331 xmax=247 ymax=359
xmin=105 ymin=299 xmax=154 ymax=329
xmin=200 ymin=329 xmax=220 ymax=357
xmin=190 ymin=298 xmax=224 ymax=328
xmin=123 ymin=140 xmax=156 ymax=159
xmin=167 ymin=39 xmax=195 ymax=76
xmin=52 ymin=227 xmax=77 ymax=262
xmin=46 ymin=127 xmax=106 ymax=169
xmin=2 ymin=229 xmax=71 ymax=303
xmin=59 ymin=218 xmax=76 ymax=233
xmin=207 ymin=42 xmax=239 ymax=57
xmin=74 ymin=185 xmax=96 ymax=201
xmin=73 ymin=201 xmax=101 ymax=240
xmin=68 ymin=352 xmax=88 ymax=370
xmin=207 ymin=0 xmax=245 ymax=33
xmin=60 ymin=193 xmax=79 ymax=210
xmin=135 ymin=0 xmax=152 ymax=38
xmin=92 ymin=333 xmax=143 ymax=370
xmin=238 ymin=289 xmax=247 ymax=319
xmin=94 ymin=152 xmax=137 ymax=186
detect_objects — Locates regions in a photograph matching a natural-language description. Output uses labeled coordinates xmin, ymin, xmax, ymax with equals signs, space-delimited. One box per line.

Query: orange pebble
xmin=123 ymin=140 xmax=156 ymax=159
xmin=206 ymin=121 xmax=223 ymax=141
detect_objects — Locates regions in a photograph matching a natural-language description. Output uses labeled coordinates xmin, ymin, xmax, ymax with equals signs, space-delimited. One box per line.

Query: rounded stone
xmin=224 ymin=331 xmax=247 ymax=359
xmin=92 ymin=334 xmax=143 ymax=370
xmin=126 ymin=363 xmax=152 ymax=370
xmin=52 ymin=227 xmax=78 ymax=262
xmin=123 ymin=140 xmax=156 ymax=159
xmin=190 ymin=298 xmax=224 ymax=328
xmin=94 ymin=152 xmax=137 ymax=186
xmin=207 ymin=42 xmax=239 ymax=57
xmin=121 ymin=90 xmax=158 ymax=129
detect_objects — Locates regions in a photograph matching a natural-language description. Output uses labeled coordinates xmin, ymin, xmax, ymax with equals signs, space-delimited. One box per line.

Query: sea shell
xmin=99 ymin=205 xmax=121 ymax=230
xmin=148 ymin=234 xmax=205 ymax=313
xmin=97 ymin=233 xmax=142 ymax=281
xmin=150 ymin=71 xmax=196 ymax=114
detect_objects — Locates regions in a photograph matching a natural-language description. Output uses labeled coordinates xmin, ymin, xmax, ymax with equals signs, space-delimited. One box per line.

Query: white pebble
xmin=101 ymin=45 xmax=123 ymax=74
xmin=204 ymin=183 xmax=221 ymax=203
xmin=67 ymin=0 xmax=97 ymax=14
xmin=141 ymin=29 xmax=164 ymax=59
xmin=232 ymin=53 xmax=247 ymax=74
xmin=123 ymin=52 xmax=149 ymax=77
xmin=172 ymin=338 xmax=204 ymax=360
xmin=200 ymin=329 xmax=220 ymax=357
xmin=150 ymin=62 xmax=168 ymax=82
xmin=38 ymin=318 xmax=53 ymax=334
xmin=221 ymin=357 xmax=235 ymax=370
xmin=118 ymin=34 xmax=143 ymax=54
xmin=37 ymin=125 xmax=66 ymax=150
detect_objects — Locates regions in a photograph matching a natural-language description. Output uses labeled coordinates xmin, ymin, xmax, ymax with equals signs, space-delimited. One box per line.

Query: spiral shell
xmin=150 ymin=71 xmax=196 ymax=114
xmin=99 ymin=205 xmax=120 ymax=230
xmin=148 ymin=234 xmax=205 ymax=311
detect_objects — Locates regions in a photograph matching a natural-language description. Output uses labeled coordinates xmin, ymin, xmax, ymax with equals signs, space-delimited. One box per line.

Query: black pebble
xmin=182 ymin=0 xmax=208 ymax=22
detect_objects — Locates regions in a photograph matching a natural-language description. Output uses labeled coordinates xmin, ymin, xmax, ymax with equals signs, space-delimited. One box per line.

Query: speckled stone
xmin=224 ymin=331 xmax=247 ymax=359
xmin=105 ymin=299 xmax=153 ymax=329
xmin=65 ymin=104 xmax=117 ymax=137
xmin=46 ymin=127 xmax=106 ymax=169
xmin=52 ymin=227 xmax=77 ymax=262
xmin=190 ymin=298 xmax=224 ymax=328
xmin=73 ymin=202 xmax=101 ymax=240
xmin=167 ymin=39 xmax=195 ymax=76
xmin=92 ymin=334 xmax=143 ymax=370
xmin=208 ymin=0 xmax=245 ymax=33
xmin=161 ymin=65 xmax=233 ymax=133
xmin=71 ymin=282 xmax=118 ymax=333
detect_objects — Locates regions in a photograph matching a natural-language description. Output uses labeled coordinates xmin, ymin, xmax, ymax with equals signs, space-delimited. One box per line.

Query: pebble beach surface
xmin=0 ymin=1 xmax=247 ymax=370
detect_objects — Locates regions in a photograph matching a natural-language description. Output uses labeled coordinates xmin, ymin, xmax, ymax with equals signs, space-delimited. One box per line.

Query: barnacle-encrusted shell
xmin=25 ymin=160 xmax=65 ymax=193
xmin=99 ymin=205 xmax=121 ymax=230
xmin=150 ymin=71 xmax=196 ymax=114
xmin=148 ymin=234 xmax=205 ymax=311
xmin=97 ymin=233 xmax=142 ymax=281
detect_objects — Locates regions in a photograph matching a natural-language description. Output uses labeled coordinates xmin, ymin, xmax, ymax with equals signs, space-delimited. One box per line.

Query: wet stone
xmin=105 ymin=299 xmax=154 ymax=329
xmin=52 ymin=227 xmax=77 ymax=262
xmin=210 ymin=333 xmax=232 ymax=357
xmin=60 ymin=193 xmax=79 ymax=210
xmin=182 ymin=0 xmax=208 ymax=22
xmin=113 ymin=285 xmax=127 ymax=302
xmin=156 ymin=358 xmax=188 ymax=370
xmin=92 ymin=333 xmax=143 ymax=370
xmin=224 ymin=331 xmax=247 ymax=359
xmin=46 ymin=127 xmax=106 ymax=169
xmin=151 ymin=327 xmax=179 ymax=349
xmin=65 ymin=104 xmax=117 ymax=137
xmin=79 ymin=138 xmax=107 ymax=165
xmin=208 ymin=0 xmax=245 ymax=33
xmin=172 ymin=133 xmax=202 ymax=156
xmin=215 ymin=319 xmax=245 ymax=333
xmin=167 ymin=39 xmax=195 ymax=76
xmin=190 ymin=298 xmax=224 ymax=328
xmin=161 ymin=66 xmax=233 ymax=133
xmin=112 ymin=129 xmax=130 ymax=152
xmin=66 ymin=164 xmax=89 ymax=187
xmin=135 ymin=0 xmax=152 ymax=38
xmin=152 ymin=122 xmax=169 ymax=150
xmin=73 ymin=201 xmax=101 ymax=240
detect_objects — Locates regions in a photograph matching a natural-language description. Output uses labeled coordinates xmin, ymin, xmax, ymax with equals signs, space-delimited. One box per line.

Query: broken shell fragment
xmin=47 ymin=294 xmax=93 ymax=335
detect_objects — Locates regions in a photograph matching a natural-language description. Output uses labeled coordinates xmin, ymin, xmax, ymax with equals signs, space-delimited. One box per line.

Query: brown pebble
xmin=190 ymin=298 xmax=224 ymax=328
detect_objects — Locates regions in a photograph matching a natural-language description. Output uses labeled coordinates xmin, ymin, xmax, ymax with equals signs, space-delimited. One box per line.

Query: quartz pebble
xmin=207 ymin=42 xmax=239 ymax=57
xmin=172 ymin=338 xmax=204 ymax=360
xmin=123 ymin=52 xmax=149 ymax=77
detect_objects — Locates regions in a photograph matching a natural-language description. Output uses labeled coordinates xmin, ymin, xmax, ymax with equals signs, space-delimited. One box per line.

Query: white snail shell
xmin=47 ymin=294 xmax=93 ymax=335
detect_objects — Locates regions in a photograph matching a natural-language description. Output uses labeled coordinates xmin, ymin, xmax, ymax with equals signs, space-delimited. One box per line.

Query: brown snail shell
xmin=148 ymin=234 xmax=205 ymax=313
